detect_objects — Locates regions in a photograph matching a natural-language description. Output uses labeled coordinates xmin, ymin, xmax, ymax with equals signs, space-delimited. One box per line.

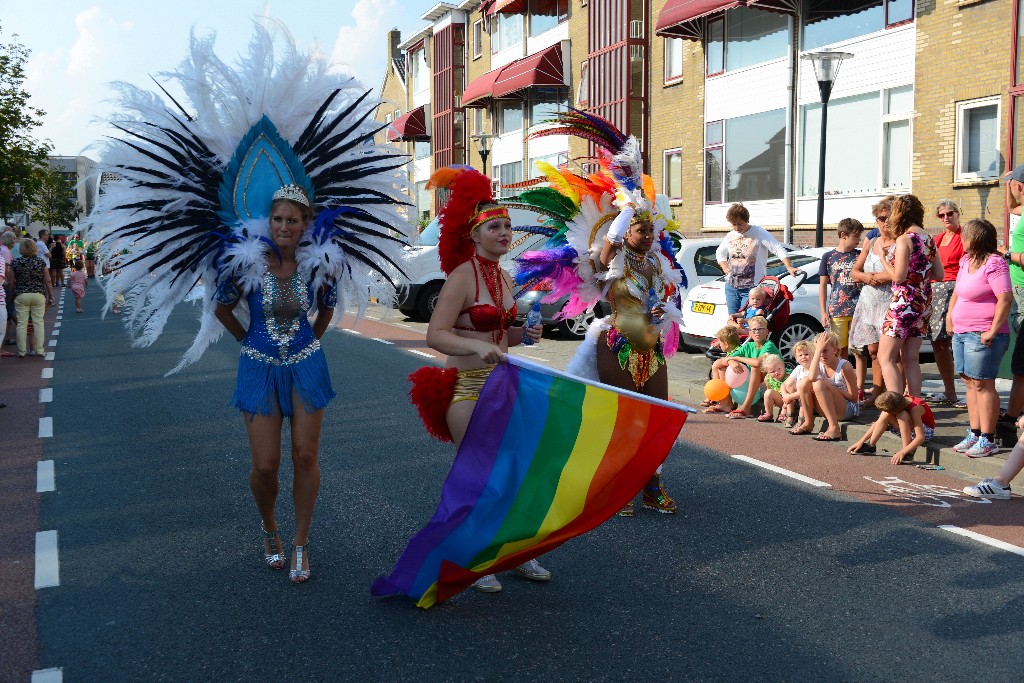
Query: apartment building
xmin=380 ymin=0 xmax=1023 ymax=240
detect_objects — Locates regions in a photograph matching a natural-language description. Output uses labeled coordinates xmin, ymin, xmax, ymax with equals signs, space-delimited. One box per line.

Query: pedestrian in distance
xmin=947 ymin=218 xmax=1012 ymax=459
xmin=411 ymin=166 xmax=546 ymax=594
xmin=848 ymin=391 xmax=935 ymax=465
xmin=10 ymin=238 xmax=53 ymax=358
xmin=49 ymin=236 xmax=66 ymax=289
xmin=69 ymin=261 xmax=88 ymax=313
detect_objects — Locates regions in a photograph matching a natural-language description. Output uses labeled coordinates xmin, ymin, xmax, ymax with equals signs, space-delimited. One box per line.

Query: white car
xmin=681 ymin=248 xmax=829 ymax=362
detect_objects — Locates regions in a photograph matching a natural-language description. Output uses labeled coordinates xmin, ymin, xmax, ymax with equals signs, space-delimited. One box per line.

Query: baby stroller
xmin=704 ymin=272 xmax=805 ymax=362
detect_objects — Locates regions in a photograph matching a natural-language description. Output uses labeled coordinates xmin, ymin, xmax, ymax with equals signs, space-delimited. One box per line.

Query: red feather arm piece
xmin=428 ymin=167 xmax=496 ymax=275
xmin=408 ymin=366 xmax=459 ymax=442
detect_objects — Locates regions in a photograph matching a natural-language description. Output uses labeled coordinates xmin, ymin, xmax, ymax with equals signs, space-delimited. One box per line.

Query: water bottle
xmin=647 ymin=288 xmax=663 ymax=327
xmin=522 ymin=302 xmax=542 ymax=345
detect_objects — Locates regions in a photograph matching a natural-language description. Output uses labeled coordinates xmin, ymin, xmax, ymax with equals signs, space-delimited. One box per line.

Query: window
xmin=577 ymin=61 xmax=589 ymax=105
xmin=802 ymin=92 xmax=880 ymax=196
xmin=394 ymin=109 xmax=401 ymax=121
xmin=496 ymin=101 xmax=523 ymax=134
xmin=802 ymin=0 xmax=914 ymax=52
xmin=529 ymin=0 xmax=568 ymax=37
xmin=705 ymin=111 xmax=786 ymax=203
xmin=473 ymin=20 xmax=483 ymax=59
xmin=414 ymin=140 xmax=431 ymax=159
xmin=665 ymin=37 xmax=683 ymax=83
xmin=416 ymin=180 xmax=431 ymax=221
xmin=882 ymin=86 xmax=912 ymax=189
xmin=664 ymin=149 xmax=682 ymax=199
xmin=528 ymin=152 xmax=569 ymax=177
xmin=694 ymin=246 xmax=725 ymax=277
xmin=410 ymin=47 xmax=429 ymax=93
xmin=495 ymin=161 xmax=523 ymax=198
xmin=705 ymin=8 xmax=788 ymax=77
xmin=955 ymin=97 xmax=1001 ymax=181
xmin=384 ymin=113 xmax=392 ymax=125
xmin=705 ymin=120 xmax=724 ymax=203
xmin=472 ymin=108 xmax=485 ymax=135
xmin=768 ymin=254 xmax=820 ymax=284
xmin=492 ymin=13 xmax=524 ymax=53
xmin=706 ymin=18 xmax=724 ymax=76
xmin=529 ymin=89 xmax=568 ymax=127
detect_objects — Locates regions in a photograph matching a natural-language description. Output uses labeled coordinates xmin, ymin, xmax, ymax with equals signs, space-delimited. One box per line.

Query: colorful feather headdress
xmin=427 ymin=166 xmax=507 ymax=275
xmin=84 ymin=22 xmax=415 ymax=373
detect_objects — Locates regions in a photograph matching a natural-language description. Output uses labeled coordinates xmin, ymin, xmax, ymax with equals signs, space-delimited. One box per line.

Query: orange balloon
xmin=704 ymin=378 xmax=730 ymax=402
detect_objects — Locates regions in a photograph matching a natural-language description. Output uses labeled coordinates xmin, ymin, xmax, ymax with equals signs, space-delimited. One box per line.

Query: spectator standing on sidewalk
xmin=924 ymin=199 xmax=964 ymax=405
xmin=1000 ymin=165 xmax=1024 ymax=421
xmin=35 ymin=230 xmax=50 ymax=270
xmin=964 ymin=414 xmax=1024 ymax=500
xmin=818 ymin=218 xmax=864 ymax=388
xmin=948 ymin=219 xmax=1012 ymax=458
xmin=0 ymin=231 xmax=14 ymax=351
xmin=715 ymin=203 xmax=799 ymax=315
xmin=10 ymin=238 xmax=53 ymax=357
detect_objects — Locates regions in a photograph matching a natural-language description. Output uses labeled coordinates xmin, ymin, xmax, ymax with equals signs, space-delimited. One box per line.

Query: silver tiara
xmin=272 ymin=184 xmax=311 ymax=207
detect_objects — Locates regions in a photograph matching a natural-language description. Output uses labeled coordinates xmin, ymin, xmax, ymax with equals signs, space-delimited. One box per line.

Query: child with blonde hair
xmin=727 ymin=286 xmax=768 ymax=331
xmin=848 ymin=390 xmax=935 ymax=465
xmin=793 ymin=331 xmax=858 ymax=440
xmin=717 ymin=315 xmax=780 ymax=418
xmin=781 ymin=339 xmax=817 ymax=429
xmin=703 ymin=326 xmax=742 ymax=410
xmin=758 ymin=353 xmax=790 ymax=422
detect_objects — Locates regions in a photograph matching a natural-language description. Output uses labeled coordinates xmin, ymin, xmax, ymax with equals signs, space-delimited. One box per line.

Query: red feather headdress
xmin=427 ymin=167 xmax=505 ymax=275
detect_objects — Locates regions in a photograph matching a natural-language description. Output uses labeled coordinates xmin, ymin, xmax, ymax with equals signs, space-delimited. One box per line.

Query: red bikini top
xmin=454 ymin=256 xmax=517 ymax=333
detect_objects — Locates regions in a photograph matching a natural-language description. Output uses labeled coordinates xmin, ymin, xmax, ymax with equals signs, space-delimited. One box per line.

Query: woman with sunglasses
xmin=923 ymin=200 xmax=964 ymax=405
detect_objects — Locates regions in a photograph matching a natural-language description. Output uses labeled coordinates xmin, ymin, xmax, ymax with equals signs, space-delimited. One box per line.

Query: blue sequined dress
xmin=218 ymin=269 xmax=336 ymax=416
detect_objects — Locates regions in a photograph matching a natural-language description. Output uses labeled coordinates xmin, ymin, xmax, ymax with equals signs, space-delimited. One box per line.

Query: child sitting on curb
xmin=727 ymin=287 xmax=767 ymax=332
xmin=963 ymin=414 xmax=1024 ymax=500
xmin=781 ymin=340 xmax=817 ymax=429
xmin=721 ymin=316 xmax=780 ymax=419
xmin=758 ymin=353 xmax=790 ymax=423
xmin=847 ymin=390 xmax=935 ymax=464
xmin=798 ymin=331 xmax=859 ymax=441
xmin=703 ymin=326 xmax=742 ymax=411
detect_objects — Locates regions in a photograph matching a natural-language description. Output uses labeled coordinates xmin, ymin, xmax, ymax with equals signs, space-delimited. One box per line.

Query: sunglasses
xmin=937 ymin=212 xmax=958 ymax=219
xmin=875 ymin=215 xmax=889 ymax=222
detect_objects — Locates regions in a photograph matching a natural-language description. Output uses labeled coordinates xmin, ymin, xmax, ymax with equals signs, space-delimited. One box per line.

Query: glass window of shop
xmin=705 ymin=121 xmax=724 ymax=203
xmin=801 ymin=92 xmax=880 ymax=196
xmin=415 ymin=140 xmax=431 ymax=159
xmin=665 ymin=37 xmax=684 ymax=82
xmin=664 ymin=150 xmax=682 ymax=199
xmin=497 ymin=100 xmax=524 ymax=134
xmin=802 ymin=0 xmax=913 ymax=51
xmin=955 ymin=98 xmax=1001 ymax=181
xmin=496 ymin=161 xmax=523 ymax=198
xmin=529 ymin=0 xmax=568 ymax=37
xmin=725 ymin=7 xmax=788 ymax=72
xmin=711 ymin=109 xmax=786 ymax=202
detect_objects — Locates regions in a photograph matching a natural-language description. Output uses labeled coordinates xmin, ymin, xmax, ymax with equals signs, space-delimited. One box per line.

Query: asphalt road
xmin=23 ymin=291 xmax=1024 ymax=681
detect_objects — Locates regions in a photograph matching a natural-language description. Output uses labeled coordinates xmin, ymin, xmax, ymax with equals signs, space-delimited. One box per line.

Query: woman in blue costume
xmin=215 ymin=184 xmax=336 ymax=583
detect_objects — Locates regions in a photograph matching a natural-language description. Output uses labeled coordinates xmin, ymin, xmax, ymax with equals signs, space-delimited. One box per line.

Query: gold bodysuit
xmin=605 ymin=249 xmax=666 ymax=389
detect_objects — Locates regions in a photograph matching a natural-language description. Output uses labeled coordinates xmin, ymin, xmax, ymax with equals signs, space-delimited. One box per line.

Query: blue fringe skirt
xmin=232 ymin=348 xmax=336 ymax=417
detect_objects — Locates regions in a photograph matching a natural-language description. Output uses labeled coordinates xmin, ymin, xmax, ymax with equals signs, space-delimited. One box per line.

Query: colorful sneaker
xmin=963 ymin=478 xmax=1012 ymax=500
xmin=616 ymin=500 xmax=635 ymax=517
xmin=964 ymin=435 xmax=999 ymax=458
xmin=642 ymin=476 xmax=678 ymax=514
xmin=471 ymin=574 xmax=503 ymax=593
xmin=952 ymin=430 xmax=978 ymax=453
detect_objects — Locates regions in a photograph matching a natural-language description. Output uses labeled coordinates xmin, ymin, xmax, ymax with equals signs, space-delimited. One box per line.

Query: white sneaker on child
xmin=963 ymin=478 xmax=1011 ymax=500
xmin=952 ymin=430 xmax=978 ymax=453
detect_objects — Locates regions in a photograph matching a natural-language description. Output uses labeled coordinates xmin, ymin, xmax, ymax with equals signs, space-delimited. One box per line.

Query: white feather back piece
xmin=565 ymin=317 xmax=609 ymax=381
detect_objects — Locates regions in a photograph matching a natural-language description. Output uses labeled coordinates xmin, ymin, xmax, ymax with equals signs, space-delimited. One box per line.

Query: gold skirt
xmin=450 ymin=366 xmax=495 ymax=404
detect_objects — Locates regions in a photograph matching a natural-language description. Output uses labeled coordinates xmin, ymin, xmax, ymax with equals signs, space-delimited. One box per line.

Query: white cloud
xmin=67 ymin=8 xmax=107 ymax=77
xmin=328 ymin=0 xmax=400 ymax=86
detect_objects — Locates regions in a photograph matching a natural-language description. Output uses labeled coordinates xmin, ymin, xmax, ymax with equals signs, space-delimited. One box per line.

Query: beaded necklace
xmin=474 ymin=253 xmax=506 ymax=344
xmin=623 ymin=245 xmax=654 ymax=294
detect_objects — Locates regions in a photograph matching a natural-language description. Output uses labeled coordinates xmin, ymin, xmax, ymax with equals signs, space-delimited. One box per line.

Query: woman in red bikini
xmin=409 ymin=166 xmax=545 ymax=594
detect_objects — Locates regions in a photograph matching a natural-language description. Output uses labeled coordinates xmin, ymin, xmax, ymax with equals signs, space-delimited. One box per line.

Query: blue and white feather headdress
xmin=85 ymin=21 xmax=414 ymax=373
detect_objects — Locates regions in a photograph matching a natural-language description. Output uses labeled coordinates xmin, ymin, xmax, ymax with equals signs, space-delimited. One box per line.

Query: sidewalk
xmin=666 ymin=352 xmax=1019 ymax=486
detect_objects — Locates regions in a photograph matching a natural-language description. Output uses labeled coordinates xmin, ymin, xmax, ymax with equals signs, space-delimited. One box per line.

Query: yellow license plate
xmin=691 ymin=301 xmax=715 ymax=315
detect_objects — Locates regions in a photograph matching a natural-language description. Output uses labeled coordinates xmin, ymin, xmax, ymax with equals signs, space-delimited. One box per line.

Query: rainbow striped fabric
xmin=372 ymin=358 xmax=689 ymax=608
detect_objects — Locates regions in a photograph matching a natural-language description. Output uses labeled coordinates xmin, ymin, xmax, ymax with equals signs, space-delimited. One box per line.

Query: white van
xmin=396 ymin=208 xmax=546 ymax=320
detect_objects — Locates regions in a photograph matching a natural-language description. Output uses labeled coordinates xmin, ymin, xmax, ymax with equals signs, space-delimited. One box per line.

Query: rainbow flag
xmin=371 ymin=357 xmax=690 ymax=608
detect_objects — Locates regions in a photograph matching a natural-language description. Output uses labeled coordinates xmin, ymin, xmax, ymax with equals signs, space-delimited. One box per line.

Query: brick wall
xmin=913 ymin=0 xmax=1013 ymax=231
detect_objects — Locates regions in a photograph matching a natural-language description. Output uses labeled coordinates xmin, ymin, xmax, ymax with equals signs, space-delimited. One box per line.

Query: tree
xmin=31 ymin=165 xmax=79 ymax=229
xmin=0 ymin=22 xmax=52 ymax=222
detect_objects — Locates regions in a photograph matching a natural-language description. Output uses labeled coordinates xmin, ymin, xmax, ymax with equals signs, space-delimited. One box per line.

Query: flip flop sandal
xmin=815 ymin=434 xmax=844 ymax=442
xmin=703 ymin=405 xmax=726 ymax=414
xmin=727 ymin=410 xmax=750 ymax=419
xmin=789 ymin=427 xmax=813 ymax=435
xmin=699 ymin=398 xmax=715 ymax=407
xmin=756 ymin=413 xmax=774 ymax=422
xmin=849 ymin=444 xmax=877 ymax=454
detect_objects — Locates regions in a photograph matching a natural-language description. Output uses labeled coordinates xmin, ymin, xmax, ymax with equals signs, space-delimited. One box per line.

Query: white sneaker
xmin=965 ymin=435 xmax=999 ymax=458
xmin=963 ymin=478 xmax=1011 ymax=500
xmin=513 ymin=558 xmax=551 ymax=581
xmin=952 ymin=430 xmax=978 ymax=453
xmin=471 ymin=574 xmax=502 ymax=593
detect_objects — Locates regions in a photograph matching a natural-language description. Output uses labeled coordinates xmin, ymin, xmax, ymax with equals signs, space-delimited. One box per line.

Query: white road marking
xmin=37 ymin=461 xmax=55 ymax=493
xmin=55 ymin=316 xmax=62 ymax=321
xmin=42 ymin=368 xmax=53 ymax=379
xmin=31 ymin=668 xmax=62 ymax=683
xmin=35 ymin=530 xmax=59 ymax=588
xmin=39 ymin=417 xmax=53 ymax=438
xmin=341 ymin=329 xmax=363 ymax=335
xmin=47 ymin=339 xmax=57 ymax=347
xmin=40 ymin=388 xmax=53 ymax=403
xmin=939 ymin=525 xmax=1024 ymax=557
xmin=45 ymin=352 xmax=55 ymax=360
xmin=371 ymin=338 xmax=395 ymax=345
xmin=731 ymin=455 xmax=833 ymax=488
xmin=54 ymin=322 xmax=61 ymax=328
xmin=51 ymin=329 xmax=60 ymax=336
xmin=407 ymin=349 xmax=436 ymax=359
xmin=394 ymin=323 xmax=413 ymax=329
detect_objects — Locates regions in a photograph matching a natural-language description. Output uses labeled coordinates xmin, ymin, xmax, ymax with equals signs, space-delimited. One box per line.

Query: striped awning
xmin=656 ymin=0 xmax=798 ymax=39
xmin=462 ymin=43 xmax=568 ymax=107
xmin=386 ymin=106 xmax=428 ymax=142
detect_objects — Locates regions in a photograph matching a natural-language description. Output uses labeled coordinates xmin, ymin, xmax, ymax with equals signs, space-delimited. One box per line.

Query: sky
xmin=1 ymin=0 xmax=442 ymax=156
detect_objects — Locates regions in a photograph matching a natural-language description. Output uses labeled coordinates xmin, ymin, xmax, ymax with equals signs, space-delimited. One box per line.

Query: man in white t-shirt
xmin=36 ymin=229 xmax=51 ymax=269
xmin=715 ymin=203 xmax=799 ymax=315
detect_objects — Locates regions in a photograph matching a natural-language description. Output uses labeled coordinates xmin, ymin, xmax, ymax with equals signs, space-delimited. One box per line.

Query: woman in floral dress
xmin=877 ymin=194 xmax=944 ymax=398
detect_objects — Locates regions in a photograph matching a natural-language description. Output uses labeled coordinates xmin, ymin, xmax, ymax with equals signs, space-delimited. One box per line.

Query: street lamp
xmin=801 ymin=50 xmax=853 ymax=248
xmin=473 ymin=134 xmax=492 ymax=176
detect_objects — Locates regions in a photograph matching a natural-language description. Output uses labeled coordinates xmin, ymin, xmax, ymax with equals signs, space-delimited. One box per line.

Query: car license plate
xmin=691 ymin=301 xmax=715 ymax=315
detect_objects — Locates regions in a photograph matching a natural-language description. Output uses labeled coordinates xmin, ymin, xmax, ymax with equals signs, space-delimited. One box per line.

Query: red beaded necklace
xmin=475 ymin=252 xmax=506 ymax=344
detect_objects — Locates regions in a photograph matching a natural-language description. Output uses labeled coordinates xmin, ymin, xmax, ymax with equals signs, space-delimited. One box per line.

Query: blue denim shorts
xmin=953 ymin=331 xmax=1010 ymax=380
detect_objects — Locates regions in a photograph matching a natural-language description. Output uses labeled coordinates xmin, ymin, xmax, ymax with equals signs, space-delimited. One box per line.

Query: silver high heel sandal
xmin=262 ymin=526 xmax=285 ymax=570
xmin=290 ymin=543 xmax=311 ymax=584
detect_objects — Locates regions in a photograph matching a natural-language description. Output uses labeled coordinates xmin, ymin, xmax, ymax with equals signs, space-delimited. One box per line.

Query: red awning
xmin=386 ymin=106 xmax=428 ymax=141
xmin=486 ymin=0 xmax=526 ymax=15
xmin=462 ymin=43 xmax=567 ymax=107
xmin=656 ymin=0 xmax=797 ymax=39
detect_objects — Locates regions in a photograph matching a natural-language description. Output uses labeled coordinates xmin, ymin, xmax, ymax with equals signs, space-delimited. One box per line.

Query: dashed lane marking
xmin=407 ymin=350 xmax=436 ymax=359
xmin=53 ymin=322 xmax=61 ymax=328
xmin=371 ymin=338 xmax=395 ymax=345
xmin=341 ymin=329 xmax=363 ymax=335
xmin=41 ymin=368 xmax=53 ymax=379
xmin=731 ymin=455 xmax=833 ymax=488
xmin=39 ymin=388 xmax=52 ymax=403
xmin=47 ymin=339 xmax=57 ymax=347
xmin=39 ymin=417 xmax=53 ymax=438
xmin=51 ymin=329 xmax=59 ymax=336
xmin=45 ymin=352 xmax=54 ymax=361
xmin=35 ymin=530 xmax=59 ymax=589
xmin=31 ymin=668 xmax=62 ymax=683
xmin=37 ymin=461 xmax=55 ymax=493
xmin=394 ymin=323 xmax=413 ymax=329
xmin=939 ymin=525 xmax=1024 ymax=558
